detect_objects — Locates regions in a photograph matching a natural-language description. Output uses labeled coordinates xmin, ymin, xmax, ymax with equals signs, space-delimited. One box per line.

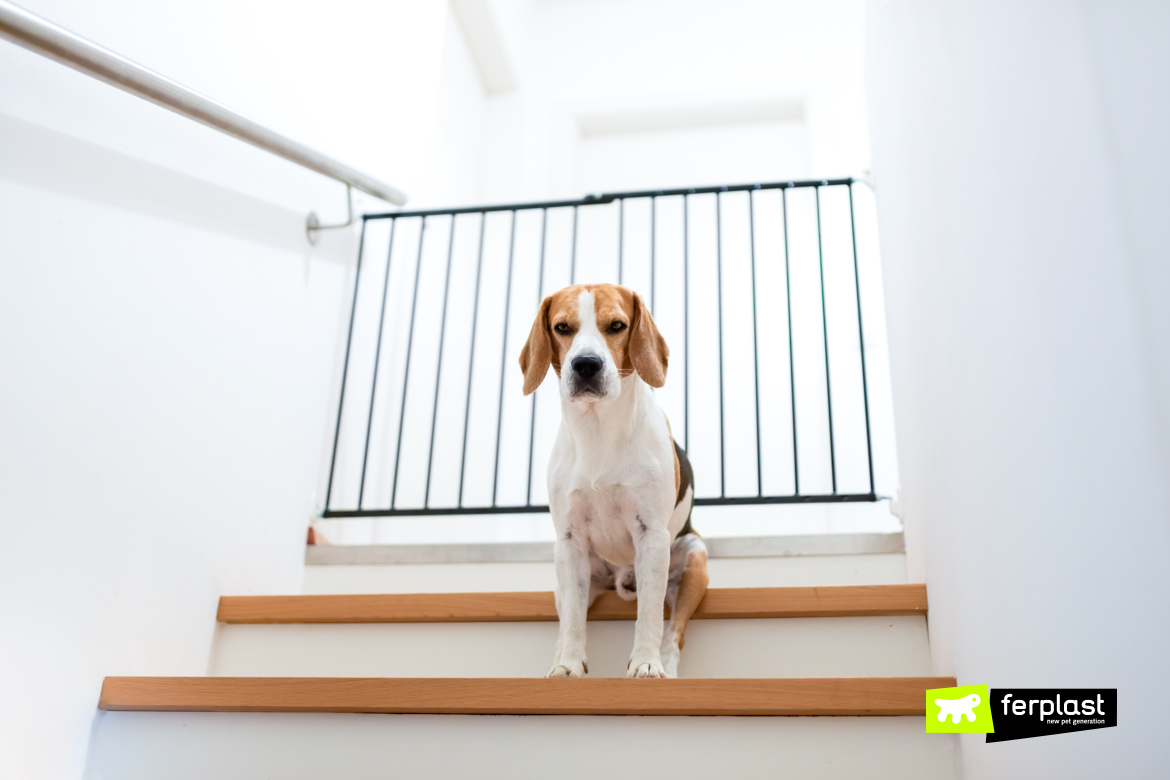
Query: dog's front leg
xmin=548 ymin=531 xmax=591 ymax=678
xmin=628 ymin=522 xmax=671 ymax=678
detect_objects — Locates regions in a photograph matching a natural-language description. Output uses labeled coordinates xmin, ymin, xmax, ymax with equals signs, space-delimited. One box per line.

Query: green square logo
xmin=926 ymin=684 xmax=995 ymax=733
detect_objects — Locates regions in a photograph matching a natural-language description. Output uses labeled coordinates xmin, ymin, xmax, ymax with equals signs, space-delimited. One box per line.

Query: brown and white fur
xmin=519 ymin=284 xmax=709 ymax=679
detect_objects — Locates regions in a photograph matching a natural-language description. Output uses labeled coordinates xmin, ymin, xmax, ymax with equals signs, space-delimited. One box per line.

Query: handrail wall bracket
xmin=306 ymin=185 xmax=355 ymax=245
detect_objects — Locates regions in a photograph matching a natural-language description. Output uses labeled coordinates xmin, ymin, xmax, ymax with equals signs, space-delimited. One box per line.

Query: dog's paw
xmin=547 ymin=659 xmax=587 ymax=678
xmin=627 ymin=660 xmax=666 ymax=679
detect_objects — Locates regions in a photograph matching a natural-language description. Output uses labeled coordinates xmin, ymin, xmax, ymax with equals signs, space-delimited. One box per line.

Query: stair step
xmin=88 ymin=712 xmax=958 ymax=780
xmin=100 ymin=676 xmax=954 ymax=716
xmin=211 ymin=617 xmax=933 ymax=679
xmin=217 ymin=584 xmax=927 ymax=624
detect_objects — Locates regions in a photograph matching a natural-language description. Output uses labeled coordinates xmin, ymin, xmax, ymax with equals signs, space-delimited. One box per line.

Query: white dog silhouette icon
xmin=935 ymin=693 xmax=981 ymax=723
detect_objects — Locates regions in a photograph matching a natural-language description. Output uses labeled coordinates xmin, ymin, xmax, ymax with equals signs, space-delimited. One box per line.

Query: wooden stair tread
xmin=217 ymin=584 xmax=927 ymax=624
xmin=99 ymin=676 xmax=953 ymax=716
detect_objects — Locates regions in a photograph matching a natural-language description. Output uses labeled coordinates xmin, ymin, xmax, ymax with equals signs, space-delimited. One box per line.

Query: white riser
xmin=86 ymin=711 xmax=958 ymax=780
xmin=302 ymin=552 xmax=908 ymax=594
xmin=211 ymin=616 xmax=932 ymax=679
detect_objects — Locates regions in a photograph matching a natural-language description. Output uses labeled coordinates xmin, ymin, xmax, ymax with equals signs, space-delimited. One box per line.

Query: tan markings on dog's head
xmin=607 ymin=285 xmax=669 ymax=388
xmin=519 ymin=284 xmax=669 ymax=395
xmin=519 ymin=286 xmax=577 ymax=395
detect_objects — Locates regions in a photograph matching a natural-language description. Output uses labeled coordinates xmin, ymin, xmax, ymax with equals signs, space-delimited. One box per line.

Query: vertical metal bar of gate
xmin=813 ymin=186 xmax=838 ymax=494
xmin=715 ymin=192 xmax=727 ymax=497
xmin=356 ymin=219 xmax=396 ymax=509
xmin=423 ymin=217 xmax=458 ymax=508
xmin=781 ymin=186 xmax=800 ymax=496
xmin=525 ymin=209 xmax=549 ymax=505
xmin=617 ymin=198 xmax=625 ymax=286
xmin=848 ymin=184 xmax=876 ymax=494
xmin=322 ymin=220 xmax=367 ymax=513
xmin=682 ymin=193 xmax=690 ymax=450
xmin=390 ymin=217 xmax=428 ymax=509
xmin=650 ymin=196 xmax=657 ymax=315
xmin=569 ymin=206 xmax=579 ymax=284
xmin=491 ymin=211 xmax=519 ymax=506
xmin=457 ymin=215 xmax=487 ymax=508
xmin=747 ymin=189 xmax=763 ymax=497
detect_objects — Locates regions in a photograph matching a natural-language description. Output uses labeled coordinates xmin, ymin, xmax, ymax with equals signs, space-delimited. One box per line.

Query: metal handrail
xmin=0 ymin=0 xmax=407 ymax=206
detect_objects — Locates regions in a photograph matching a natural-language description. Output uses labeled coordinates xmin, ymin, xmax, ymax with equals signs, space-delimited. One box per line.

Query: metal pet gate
xmin=322 ymin=178 xmax=880 ymax=519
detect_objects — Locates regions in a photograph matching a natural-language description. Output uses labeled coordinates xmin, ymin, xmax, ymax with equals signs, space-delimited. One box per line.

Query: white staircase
xmin=85 ymin=533 xmax=959 ymax=779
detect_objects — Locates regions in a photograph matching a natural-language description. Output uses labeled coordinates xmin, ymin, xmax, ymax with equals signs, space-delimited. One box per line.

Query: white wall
xmin=0 ymin=1 xmax=468 ymax=777
xmin=432 ymin=0 xmax=873 ymax=201
xmin=866 ymin=1 xmax=1170 ymax=776
xmin=499 ymin=0 xmax=871 ymax=201
xmin=429 ymin=7 xmax=493 ymax=207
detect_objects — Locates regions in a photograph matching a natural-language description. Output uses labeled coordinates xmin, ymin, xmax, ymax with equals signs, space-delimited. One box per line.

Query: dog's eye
xmin=554 ymin=323 xmax=571 ymax=334
xmin=609 ymin=321 xmax=626 ymax=333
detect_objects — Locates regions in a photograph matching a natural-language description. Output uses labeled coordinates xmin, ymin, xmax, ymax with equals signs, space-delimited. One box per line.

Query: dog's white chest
xmin=568 ymin=481 xmax=639 ymax=566
xmin=549 ymin=431 xmax=674 ymax=568
xmin=546 ymin=376 xmax=677 ymax=568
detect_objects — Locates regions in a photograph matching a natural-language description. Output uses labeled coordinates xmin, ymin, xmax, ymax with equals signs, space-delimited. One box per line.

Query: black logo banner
xmin=986 ymin=689 xmax=1116 ymax=743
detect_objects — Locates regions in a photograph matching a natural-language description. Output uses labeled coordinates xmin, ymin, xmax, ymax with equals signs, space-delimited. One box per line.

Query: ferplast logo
xmin=925 ymin=686 xmax=1117 ymax=742
xmin=985 ymin=689 xmax=1117 ymax=743
xmin=926 ymin=684 xmax=994 ymax=734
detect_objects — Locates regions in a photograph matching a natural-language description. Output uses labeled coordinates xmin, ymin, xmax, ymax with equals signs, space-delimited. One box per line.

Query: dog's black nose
xmin=571 ymin=355 xmax=604 ymax=381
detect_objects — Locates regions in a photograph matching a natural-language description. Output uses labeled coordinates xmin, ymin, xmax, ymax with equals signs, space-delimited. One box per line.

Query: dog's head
xmin=519 ymin=284 xmax=668 ymax=402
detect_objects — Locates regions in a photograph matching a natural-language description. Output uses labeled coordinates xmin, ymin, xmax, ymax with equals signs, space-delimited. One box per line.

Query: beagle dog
xmin=519 ymin=283 xmax=709 ymax=679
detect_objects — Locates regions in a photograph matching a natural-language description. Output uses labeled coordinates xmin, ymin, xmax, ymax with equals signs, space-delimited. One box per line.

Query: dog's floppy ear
xmin=629 ymin=292 xmax=668 ymax=388
xmin=519 ymin=296 xmax=554 ymax=395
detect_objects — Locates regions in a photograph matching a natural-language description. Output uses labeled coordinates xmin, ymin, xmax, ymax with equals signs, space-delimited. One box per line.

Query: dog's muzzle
xmin=569 ymin=354 xmax=605 ymax=397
